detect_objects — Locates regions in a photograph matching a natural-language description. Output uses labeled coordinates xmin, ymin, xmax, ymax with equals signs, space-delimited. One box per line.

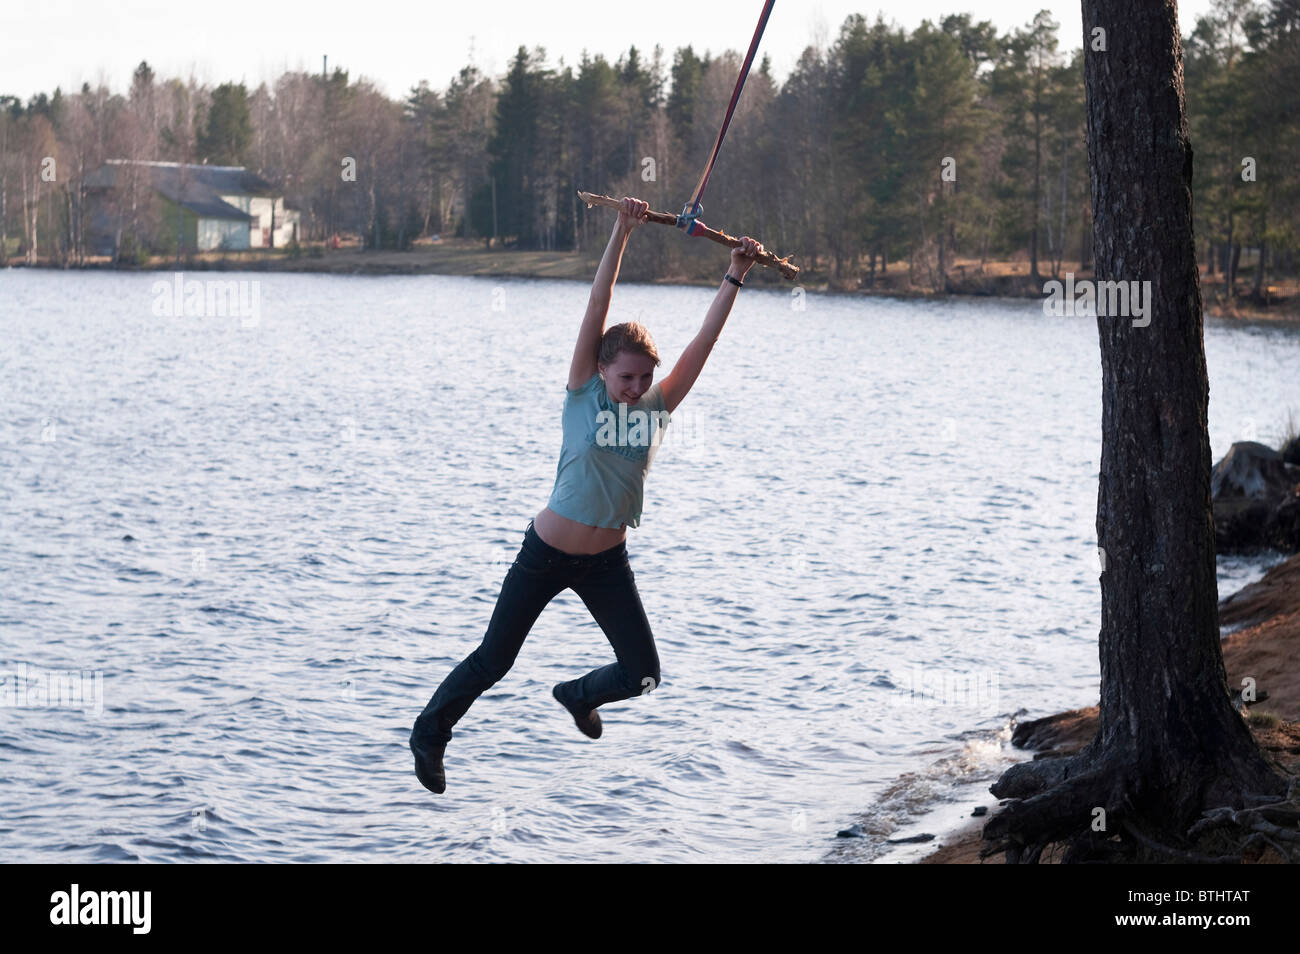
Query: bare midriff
xmin=534 ymin=506 xmax=627 ymax=555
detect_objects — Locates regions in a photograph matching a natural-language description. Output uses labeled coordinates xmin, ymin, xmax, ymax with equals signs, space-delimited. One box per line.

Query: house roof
xmin=83 ymin=160 xmax=277 ymax=221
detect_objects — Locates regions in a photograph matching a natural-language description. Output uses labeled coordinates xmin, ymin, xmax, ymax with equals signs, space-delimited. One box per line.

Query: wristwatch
xmin=724 ymin=273 xmax=744 ymax=288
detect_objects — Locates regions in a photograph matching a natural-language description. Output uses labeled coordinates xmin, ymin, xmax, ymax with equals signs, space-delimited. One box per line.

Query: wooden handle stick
xmin=577 ymin=191 xmax=800 ymax=281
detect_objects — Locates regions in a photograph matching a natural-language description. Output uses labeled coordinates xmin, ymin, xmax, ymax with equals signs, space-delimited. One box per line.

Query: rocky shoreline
xmin=1211 ymin=441 xmax=1300 ymax=553
xmin=911 ymin=436 xmax=1300 ymax=863
xmin=914 ymin=548 xmax=1300 ymax=864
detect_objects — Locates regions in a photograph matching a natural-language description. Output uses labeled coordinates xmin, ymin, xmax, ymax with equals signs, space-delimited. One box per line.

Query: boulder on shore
xmin=1211 ymin=441 xmax=1300 ymax=553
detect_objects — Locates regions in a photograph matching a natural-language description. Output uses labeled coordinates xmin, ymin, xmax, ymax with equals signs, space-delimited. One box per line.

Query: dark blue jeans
xmin=412 ymin=519 xmax=662 ymax=746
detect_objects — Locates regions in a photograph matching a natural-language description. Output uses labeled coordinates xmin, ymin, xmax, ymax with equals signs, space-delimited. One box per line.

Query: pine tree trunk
xmin=1224 ymin=208 xmax=1236 ymax=297
xmin=1080 ymin=204 xmax=1091 ymax=272
xmin=64 ymin=186 xmax=73 ymax=266
xmin=1 ymin=170 xmax=8 ymax=266
xmin=21 ymin=164 xmax=32 ymax=264
xmin=1251 ymin=239 xmax=1266 ymax=300
xmin=982 ymin=0 xmax=1286 ymax=864
xmin=1031 ymin=112 xmax=1042 ymax=282
xmin=936 ymin=188 xmax=947 ymax=292
xmin=1054 ymin=146 xmax=1068 ymax=278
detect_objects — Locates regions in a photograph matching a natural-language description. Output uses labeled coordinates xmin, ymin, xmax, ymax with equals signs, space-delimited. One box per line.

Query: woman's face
xmin=600 ymin=351 xmax=656 ymax=405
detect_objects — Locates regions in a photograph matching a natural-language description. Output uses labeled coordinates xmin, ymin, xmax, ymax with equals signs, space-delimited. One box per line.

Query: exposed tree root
xmin=1119 ymin=820 xmax=1240 ymax=863
xmin=980 ymin=759 xmax=1117 ymax=862
xmin=1185 ymin=775 xmax=1300 ymax=862
xmin=985 ymin=749 xmax=1092 ymax=801
xmin=980 ymin=752 xmax=1299 ymax=863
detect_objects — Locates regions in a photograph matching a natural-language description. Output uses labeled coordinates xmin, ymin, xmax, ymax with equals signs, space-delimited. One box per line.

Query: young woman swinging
xmin=410 ymin=196 xmax=764 ymax=794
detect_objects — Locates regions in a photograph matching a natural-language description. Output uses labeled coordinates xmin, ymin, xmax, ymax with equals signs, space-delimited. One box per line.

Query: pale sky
xmin=1 ymin=0 xmax=1218 ymax=103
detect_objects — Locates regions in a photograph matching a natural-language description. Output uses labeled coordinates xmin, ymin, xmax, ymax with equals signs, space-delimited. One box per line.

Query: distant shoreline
xmin=7 ymin=240 xmax=1299 ymax=326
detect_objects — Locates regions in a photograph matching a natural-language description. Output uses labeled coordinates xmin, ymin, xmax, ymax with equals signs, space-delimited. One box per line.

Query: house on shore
xmin=83 ymin=160 xmax=299 ymax=255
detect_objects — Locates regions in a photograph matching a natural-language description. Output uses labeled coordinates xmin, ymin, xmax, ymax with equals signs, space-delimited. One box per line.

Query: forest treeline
xmin=0 ymin=1 xmax=1296 ymax=294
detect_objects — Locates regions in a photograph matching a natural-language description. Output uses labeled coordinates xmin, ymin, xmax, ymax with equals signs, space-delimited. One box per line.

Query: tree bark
xmin=982 ymin=0 xmax=1286 ymax=863
xmin=1079 ymin=202 xmax=1091 ymax=272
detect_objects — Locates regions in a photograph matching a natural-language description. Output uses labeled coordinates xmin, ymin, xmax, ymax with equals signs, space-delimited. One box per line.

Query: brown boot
xmin=552 ymin=683 xmax=602 ymax=739
xmin=409 ymin=732 xmax=447 ymax=794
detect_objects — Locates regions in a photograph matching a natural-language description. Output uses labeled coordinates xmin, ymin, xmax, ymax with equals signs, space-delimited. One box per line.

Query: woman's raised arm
xmin=568 ymin=197 xmax=649 ymax=390
xmin=657 ymin=236 xmax=762 ymax=414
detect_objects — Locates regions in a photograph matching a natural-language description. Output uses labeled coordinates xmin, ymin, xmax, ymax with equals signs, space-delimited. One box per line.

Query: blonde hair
xmin=597 ymin=321 xmax=660 ymax=371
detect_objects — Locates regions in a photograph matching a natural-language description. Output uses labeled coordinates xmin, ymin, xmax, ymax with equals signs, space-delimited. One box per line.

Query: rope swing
xmin=677 ymin=0 xmax=776 ymax=236
xmin=578 ymin=0 xmax=799 ymax=280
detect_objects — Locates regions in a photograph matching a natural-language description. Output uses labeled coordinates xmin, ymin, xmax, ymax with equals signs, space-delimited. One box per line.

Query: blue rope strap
xmin=675 ymin=200 xmax=704 ymax=235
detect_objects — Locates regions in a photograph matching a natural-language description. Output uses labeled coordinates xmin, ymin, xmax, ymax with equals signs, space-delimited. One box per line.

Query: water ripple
xmin=1 ymin=271 xmax=1296 ymax=862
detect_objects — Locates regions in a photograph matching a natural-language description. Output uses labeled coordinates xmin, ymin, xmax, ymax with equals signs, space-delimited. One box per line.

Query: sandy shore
xmin=916 ymin=552 xmax=1300 ymax=863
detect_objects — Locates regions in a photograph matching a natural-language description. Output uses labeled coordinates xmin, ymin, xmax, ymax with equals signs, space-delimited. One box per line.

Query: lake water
xmin=1 ymin=268 xmax=1296 ymax=863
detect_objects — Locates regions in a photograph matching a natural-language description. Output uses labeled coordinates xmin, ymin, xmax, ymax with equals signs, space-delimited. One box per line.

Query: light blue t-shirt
xmin=547 ymin=371 xmax=671 ymax=529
